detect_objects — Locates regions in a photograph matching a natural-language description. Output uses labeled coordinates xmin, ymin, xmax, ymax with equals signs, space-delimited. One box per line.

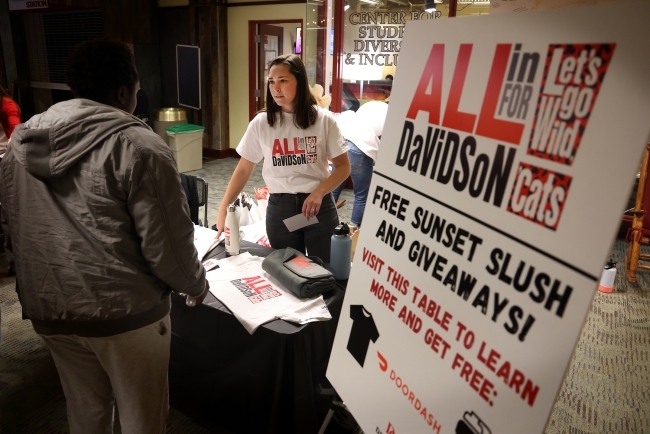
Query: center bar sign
xmin=327 ymin=2 xmax=650 ymax=434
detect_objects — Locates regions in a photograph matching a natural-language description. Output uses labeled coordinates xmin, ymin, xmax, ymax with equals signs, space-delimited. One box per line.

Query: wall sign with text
xmin=8 ymin=0 xmax=48 ymax=10
xmin=343 ymin=10 xmax=440 ymax=70
xmin=327 ymin=3 xmax=650 ymax=434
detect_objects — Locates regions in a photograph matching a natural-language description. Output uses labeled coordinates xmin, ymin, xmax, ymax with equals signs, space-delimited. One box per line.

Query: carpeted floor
xmin=544 ymin=240 xmax=650 ymax=434
xmin=1 ymin=158 xmax=649 ymax=433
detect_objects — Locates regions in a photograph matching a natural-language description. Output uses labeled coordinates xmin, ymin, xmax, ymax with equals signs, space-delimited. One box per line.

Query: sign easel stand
xmin=317 ymin=385 xmax=362 ymax=434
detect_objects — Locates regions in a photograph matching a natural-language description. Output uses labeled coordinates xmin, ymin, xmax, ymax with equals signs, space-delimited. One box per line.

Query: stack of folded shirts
xmin=207 ymin=253 xmax=331 ymax=334
xmin=261 ymin=247 xmax=336 ymax=299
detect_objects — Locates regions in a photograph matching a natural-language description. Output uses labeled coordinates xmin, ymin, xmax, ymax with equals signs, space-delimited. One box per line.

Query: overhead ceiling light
xmin=424 ymin=0 xmax=436 ymax=12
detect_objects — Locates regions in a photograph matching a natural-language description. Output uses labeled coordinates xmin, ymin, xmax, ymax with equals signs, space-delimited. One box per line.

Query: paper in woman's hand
xmin=283 ymin=213 xmax=319 ymax=232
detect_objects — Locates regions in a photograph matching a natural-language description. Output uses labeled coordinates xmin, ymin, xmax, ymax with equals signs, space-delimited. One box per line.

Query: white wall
xmin=228 ymin=3 xmax=306 ymax=149
xmin=277 ymin=22 xmax=300 ymax=56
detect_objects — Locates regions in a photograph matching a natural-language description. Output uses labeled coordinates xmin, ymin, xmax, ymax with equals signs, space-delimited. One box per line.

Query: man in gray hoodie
xmin=0 ymin=39 xmax=208 ymax=434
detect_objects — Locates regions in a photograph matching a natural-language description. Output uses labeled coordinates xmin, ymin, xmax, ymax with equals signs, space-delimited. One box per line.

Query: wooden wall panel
xmin=101 ymin=0 xmax=129 ymax=42
xmin=7 ymin=0 xmax=227 ymax=153
xmin=100 ymin=0 xmax=158 ymax=44
xmin=0 ymin=0 xmax=11 ymax=91
xmin=131 ymin=0 xmax=159 ymax=44
xmin=35 ymin=0 xmax=159 ymax=43
xmin=159 ymin=7 xmax=190 ymax=109
xmin=192 ymin=0 xmax=229 ymax=151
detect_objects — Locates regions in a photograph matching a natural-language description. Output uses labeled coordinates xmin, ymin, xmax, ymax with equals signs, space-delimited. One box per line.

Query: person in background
xmin=217 ymin=54 xmax=350 ymax=263
xmin=0 ymin=38 xmax=208 ymax=434
xmin=0 ymin=85 xmax=19 ymax=343
xmin=0 ymin=85 xmax=21 ymax=153
xmin=332 ymin=100 xmax=389 ymax=232
xmin=383 ymin=74 xmax=394 ymax=101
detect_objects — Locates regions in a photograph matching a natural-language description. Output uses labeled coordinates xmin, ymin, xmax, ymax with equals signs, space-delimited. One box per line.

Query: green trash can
xmin=166 ymin=124 xmax=205 ymax=173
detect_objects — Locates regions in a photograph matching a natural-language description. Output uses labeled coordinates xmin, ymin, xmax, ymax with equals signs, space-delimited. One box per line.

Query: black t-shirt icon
xmin=346 ymin=305 xmax=380 ymax=367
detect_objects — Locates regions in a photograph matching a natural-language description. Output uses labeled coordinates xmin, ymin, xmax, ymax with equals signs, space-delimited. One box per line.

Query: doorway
xmin=248 ymin=20 xmax=303 ymax=120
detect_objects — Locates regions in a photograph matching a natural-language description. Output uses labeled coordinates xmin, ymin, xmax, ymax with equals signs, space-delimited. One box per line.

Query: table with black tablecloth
xmin=169 ymin=241 xmax=345 ymax=434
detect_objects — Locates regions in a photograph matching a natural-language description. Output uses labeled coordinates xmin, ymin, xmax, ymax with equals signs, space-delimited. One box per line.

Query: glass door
xmin=257 ymin=24 xmax=284 ymax=112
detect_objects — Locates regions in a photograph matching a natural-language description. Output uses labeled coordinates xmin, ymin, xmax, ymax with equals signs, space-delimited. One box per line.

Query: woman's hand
xmin=215 ymin=205 xmax=228 ymax=239
xmin=302 ymin=193 xmax=324 ymax=220
xmin=302 ymin=152 xmax=350 ymax=219
xmin=215 ymin=157 xmax=257 ymax=238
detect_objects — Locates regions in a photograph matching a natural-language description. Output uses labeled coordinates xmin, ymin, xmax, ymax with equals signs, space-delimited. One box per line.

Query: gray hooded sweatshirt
xmin=0 ymin=99 xmax=206 ymax=337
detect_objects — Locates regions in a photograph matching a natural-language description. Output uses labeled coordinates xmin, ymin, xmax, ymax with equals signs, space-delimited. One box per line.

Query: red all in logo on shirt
xmin=271 ymin=136 xmax=318 ymax=166
xmin=230 ymin=276 xmax=282 ymax=304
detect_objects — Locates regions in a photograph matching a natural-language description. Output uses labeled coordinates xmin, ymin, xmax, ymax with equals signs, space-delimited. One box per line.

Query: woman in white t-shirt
xmin=216 ymin=54 xmax=350 ymax=263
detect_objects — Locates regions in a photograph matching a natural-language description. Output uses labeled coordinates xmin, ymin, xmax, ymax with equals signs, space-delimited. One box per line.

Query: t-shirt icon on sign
xmin=346 ymin=305 xmax=379 ymax=367
xmin=455 ymin=411 xmax=491 ymax=434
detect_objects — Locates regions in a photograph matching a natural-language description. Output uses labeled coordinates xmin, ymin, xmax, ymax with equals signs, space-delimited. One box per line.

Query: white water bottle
xmin=598 ymin=258 xmax=616 ymax=293
xmin=225 ymin=204 xmax=240 ymax=256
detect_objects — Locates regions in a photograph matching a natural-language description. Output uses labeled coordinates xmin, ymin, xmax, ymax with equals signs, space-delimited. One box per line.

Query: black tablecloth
xmin=169 ymin=241 xmax=345 ymax=434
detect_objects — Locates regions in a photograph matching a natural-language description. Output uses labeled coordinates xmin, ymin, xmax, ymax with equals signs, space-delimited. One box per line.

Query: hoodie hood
xmin=10 ymin=99 xmax=149 ymax=179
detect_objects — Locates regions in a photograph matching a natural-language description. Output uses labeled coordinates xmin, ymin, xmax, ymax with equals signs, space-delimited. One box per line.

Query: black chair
xmin=180 ymin=173 xmax=209 ymax=227
xmin=196 ymin=176 xmax=208 ymax=228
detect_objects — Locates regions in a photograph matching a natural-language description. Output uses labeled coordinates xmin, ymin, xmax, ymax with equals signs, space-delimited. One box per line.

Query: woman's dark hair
xmin=65 ymin=38 xmax=139 ymax=104
xmin=265 ymin=54 xmax=317 ymax=130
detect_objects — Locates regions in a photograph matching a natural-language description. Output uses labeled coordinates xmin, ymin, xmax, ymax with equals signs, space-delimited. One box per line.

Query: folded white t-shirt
xmin=240 ymin=220 xmax=271 ymax=248
xmin=207 ymin=253 xmax=331 ymax=333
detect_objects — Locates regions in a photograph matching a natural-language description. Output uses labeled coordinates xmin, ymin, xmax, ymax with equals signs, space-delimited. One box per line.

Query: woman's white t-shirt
xmin=236 ymin=106 xmax=346 ymax=194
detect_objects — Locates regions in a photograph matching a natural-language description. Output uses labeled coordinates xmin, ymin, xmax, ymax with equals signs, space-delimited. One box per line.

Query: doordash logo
xmin=377 ymin=352 xmax=442 ymax=432
xmin=375 ymin=422 xmax=396 ymax=434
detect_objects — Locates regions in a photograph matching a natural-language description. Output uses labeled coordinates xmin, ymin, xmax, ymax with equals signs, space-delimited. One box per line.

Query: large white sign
xmin=327 ymin=3 xmax=650 ymax=434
